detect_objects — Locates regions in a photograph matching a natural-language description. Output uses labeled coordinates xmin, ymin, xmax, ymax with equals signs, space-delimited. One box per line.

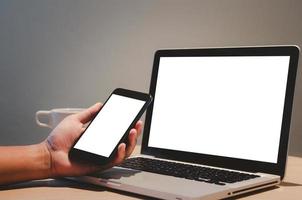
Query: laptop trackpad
xmin=93 ymin=167 xmax=141 ymax=180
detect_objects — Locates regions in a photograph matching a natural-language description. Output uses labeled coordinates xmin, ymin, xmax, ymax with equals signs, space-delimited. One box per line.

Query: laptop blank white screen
xmin=148 ymin=56 xmax=290 ymax=163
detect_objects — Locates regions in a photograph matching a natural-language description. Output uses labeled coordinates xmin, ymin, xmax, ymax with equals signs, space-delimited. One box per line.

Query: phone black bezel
xmin=70 ymin=88 xmax=152 ymax=165
xmin=141 ymin=46 xmax=299 ymax=179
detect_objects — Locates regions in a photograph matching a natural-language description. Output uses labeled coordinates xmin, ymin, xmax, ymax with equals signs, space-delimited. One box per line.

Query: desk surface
xmin=1 ymin=146 xmax=302 ymax=200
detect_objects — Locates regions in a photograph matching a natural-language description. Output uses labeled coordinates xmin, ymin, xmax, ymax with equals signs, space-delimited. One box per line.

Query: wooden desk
xmin=1 ymin=146 xmax=302 ymax=200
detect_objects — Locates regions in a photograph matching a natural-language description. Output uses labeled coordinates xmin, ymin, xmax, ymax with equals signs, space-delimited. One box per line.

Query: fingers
xmin=125 ymin=121 xmax=143 ymax=157
xmin=125 ymin=129 xmax=137 ymax=157
xmin=76 ymin=102 xmax=102 ymax=124
xmin=135 ymin=120 xmax=143 ymax=137
xmin=111 ymin=143 xmax=126 ymax=165
xmin=108 ymin=121 xmax=143 ymax=167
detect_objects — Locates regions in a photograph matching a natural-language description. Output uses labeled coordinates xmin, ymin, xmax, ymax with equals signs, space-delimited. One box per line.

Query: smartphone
xmin=69 ymin=88 xmax=153 ymax=164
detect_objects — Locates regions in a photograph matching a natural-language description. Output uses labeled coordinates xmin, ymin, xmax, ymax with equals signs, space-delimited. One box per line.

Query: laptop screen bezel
xmin=141 ymin=46 xmax=299 ymax=179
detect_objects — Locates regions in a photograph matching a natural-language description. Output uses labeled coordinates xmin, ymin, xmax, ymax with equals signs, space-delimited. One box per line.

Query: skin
xmin=0 ymin=103 xmax=142 ymax=185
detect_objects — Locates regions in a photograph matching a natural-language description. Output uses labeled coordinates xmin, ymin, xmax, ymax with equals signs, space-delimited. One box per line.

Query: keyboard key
xmin=119 ymin=157 xmax=260 ymax=185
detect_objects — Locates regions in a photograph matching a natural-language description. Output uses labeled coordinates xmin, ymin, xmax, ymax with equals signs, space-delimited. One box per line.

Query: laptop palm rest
xmin=94 ymin=167 xmax=228 ymax=198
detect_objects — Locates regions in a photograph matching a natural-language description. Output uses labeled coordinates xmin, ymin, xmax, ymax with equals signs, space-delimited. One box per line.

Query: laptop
xmin=69 ymin=46 xmax=299 ymax=200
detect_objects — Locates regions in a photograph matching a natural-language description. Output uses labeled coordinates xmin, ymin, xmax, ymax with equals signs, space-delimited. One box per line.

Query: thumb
xmin=76 ymin=102 xmax=102 ymax=123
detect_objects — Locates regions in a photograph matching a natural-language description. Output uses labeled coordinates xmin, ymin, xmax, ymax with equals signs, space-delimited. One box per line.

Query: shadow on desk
xmin=0 ymin=179 xmax=105 ymax=191
xmin=279 ymin=181 xmax=302 ymax=187
xmin=0 ymin=178 xmax=160 ymax=200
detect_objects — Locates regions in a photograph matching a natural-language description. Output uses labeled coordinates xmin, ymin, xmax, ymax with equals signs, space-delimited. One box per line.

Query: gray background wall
xmin=0 ymin=0 xmax=302 ymax=156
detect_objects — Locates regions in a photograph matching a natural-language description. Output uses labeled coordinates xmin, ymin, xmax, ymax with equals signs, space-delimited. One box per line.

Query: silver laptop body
xmin=70 ymin=46 xmax=299 ymax=200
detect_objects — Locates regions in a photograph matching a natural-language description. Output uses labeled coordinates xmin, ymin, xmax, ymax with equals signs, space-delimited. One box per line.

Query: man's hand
xmin=43 ymin=102 xmax=143 ymax=177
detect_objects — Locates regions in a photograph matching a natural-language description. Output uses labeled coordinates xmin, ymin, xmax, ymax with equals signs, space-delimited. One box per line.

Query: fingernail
xmin=120 ymin=143 xmax=126 ymax=149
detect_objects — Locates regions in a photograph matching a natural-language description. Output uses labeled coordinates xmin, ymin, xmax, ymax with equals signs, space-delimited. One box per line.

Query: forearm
xmin=0 ymin=143 xmax=51 ymax=185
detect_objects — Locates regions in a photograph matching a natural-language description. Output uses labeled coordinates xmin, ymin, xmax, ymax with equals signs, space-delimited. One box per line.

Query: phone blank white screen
xmin=74 ymin=94 xmax=145 ymax=157
xmin=148 ymin=56 xmax=290 ymax=163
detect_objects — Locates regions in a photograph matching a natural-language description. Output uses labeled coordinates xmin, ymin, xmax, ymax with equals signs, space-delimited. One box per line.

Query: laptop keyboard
xmin=119 ymin=157 xmax=260 ymax=186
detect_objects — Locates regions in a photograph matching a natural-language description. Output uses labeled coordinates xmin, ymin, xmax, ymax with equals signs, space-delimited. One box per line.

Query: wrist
xmin=37 ymin=142 xmax=52 ymax=179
